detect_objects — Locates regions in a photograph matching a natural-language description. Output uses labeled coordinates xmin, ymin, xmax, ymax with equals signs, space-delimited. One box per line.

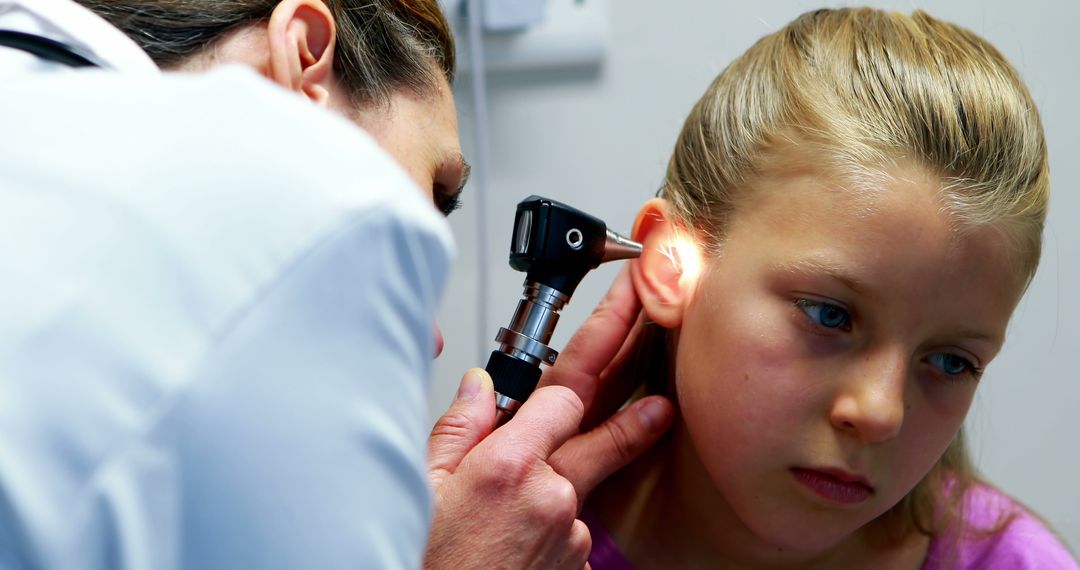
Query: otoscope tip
xmin=602 ymin=229 xmax=643 ymax=263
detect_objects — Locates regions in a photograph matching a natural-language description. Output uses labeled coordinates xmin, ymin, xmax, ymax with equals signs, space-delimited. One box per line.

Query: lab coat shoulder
xmin=0 ymin=66 xmax=452 ymax=569
xmin=0 ymin=63 xmax=455 ymax=341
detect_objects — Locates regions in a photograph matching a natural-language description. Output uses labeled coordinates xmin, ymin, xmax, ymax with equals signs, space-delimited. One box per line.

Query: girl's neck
xmin=588 ymin=421 xmax=930 ymax=570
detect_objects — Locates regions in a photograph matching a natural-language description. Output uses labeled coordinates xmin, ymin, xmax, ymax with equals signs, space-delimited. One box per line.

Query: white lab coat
xmin=0 ymin=1 xmax=454 ymax=568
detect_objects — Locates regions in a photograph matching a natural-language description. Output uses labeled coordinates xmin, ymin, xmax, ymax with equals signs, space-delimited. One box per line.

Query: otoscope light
xmin=508 ymin=197 xmax=609 ymax=296
xmin=512 ymin=209 xmax=532 ymax=254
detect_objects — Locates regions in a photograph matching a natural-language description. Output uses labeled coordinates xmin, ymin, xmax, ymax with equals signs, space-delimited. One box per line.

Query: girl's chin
xmin=738 ymin=507 xmax=874 ymax=559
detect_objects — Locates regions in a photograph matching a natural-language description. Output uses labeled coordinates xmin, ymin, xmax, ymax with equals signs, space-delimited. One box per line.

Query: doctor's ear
xmin=266 ymin=0 xmax=337 ymax=105
xmin=630 ymin=198 xmax=702 ymax=329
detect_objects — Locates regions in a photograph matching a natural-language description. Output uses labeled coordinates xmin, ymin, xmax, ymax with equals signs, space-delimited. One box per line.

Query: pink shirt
xmin=584 ymin=485 xmax=1077 ymax=569
xmin=923 ymin=484 xmax=1077 ymax=569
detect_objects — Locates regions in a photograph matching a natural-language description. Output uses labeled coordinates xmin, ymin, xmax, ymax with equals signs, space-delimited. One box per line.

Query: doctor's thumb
xmin=427 ymin=368 xmax=496 ymax=487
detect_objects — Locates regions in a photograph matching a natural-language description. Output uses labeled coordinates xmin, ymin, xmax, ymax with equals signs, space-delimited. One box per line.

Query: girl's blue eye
xmin=928 ymin=353 xmax=978 ymax=377
xmin=795 ymin=299 xmax=851 ymax=330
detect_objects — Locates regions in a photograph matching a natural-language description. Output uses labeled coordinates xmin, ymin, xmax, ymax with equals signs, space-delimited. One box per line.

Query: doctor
xmin=0 ymin=0 xmax=674 ymax=568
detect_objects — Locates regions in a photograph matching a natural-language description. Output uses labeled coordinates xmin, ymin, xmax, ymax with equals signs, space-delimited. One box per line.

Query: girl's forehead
xmin=732 ymin=157 xmax=972 ymax=250
xmin=721 ymin=161 xmax=1027 ymax=312
xmin=731 ymin=160 xmax=925 ymax=226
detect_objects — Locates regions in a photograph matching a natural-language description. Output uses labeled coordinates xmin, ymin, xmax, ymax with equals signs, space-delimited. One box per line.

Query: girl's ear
xmin=630 ymin=198 xmax=697 ymax=329
xmin=266 ymin=0 xmax=337 ymax=105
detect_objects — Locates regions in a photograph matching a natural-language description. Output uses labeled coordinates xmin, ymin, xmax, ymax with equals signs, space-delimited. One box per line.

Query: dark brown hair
xmin=75 ymin=0 xmax=455 ymax=104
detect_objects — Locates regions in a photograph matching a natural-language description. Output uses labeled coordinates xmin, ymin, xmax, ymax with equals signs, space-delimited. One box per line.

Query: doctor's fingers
xmin=427 ymin=388 xmax=590 ymax=570
xmin=428 ymin=368 xmax=497 ymax=488
xmin=505 ymin=513 xmax=592 ymax=570
xmin=541 ymin=266 xmax=644 ymax=420
xmin=552 ymin=518 xmax=593 ymax=570
xmin=550 ymin=395 xmax=674 ymax=509
xmin=423 ymin=464 xmax=588 ymax=570
xmin=428 ymin=387 xmax=590 ymax=570
xmin=480 ymin=384 xmax=585 ymax=461
xmin=424 ymin=472 xmax=591 ymax=570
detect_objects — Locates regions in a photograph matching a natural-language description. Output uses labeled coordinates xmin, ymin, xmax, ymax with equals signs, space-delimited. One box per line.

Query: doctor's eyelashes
xmin=434 ymin=184 xmax=463 ymax=216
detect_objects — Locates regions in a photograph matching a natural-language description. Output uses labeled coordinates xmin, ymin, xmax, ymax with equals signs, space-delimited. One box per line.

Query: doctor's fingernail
xmin=637 ymin=398 xmax=670 ymax=432
xmin=456 ymin=369 xmax=484 ymax=401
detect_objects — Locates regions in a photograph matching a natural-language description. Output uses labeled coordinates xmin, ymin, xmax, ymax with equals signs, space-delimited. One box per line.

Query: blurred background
xmin=431 ymin=0 xmax=1079 ymax=549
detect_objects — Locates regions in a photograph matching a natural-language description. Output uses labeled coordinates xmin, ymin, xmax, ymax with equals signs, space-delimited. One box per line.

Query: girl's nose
xmin=829 ymin=351 xmax=907 ymax=444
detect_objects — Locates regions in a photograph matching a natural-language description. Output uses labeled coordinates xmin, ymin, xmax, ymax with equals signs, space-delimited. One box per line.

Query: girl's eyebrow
xmin=946 ymin=328 xmax=1003 ymax=346
xmin=774 ymin=257 xmax=867 ymax=294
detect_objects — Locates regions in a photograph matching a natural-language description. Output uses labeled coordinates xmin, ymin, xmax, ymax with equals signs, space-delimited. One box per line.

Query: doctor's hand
xmin=540 ymin=265 xmax=674 ymax=508
xmin=424 ymin=269 xmax=673 ymax=569
xmin=541 ymin=266 xmax=664 ymax=429
xmin=425 ymin=372 xmax=670 ymax=570
xmin=426 ymin=377 xmax=591 ymax=569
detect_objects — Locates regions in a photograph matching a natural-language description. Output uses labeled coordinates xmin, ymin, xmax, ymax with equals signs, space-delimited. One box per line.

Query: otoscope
xmin=485 ymin=196 xmax=642 ymax=425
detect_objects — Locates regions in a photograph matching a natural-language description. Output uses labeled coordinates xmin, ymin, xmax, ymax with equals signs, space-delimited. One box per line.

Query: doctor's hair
xmin=74 ymin=0 xmax=454 ymax=104
xmin=654 ymin=7 xmax=1048 ymax=546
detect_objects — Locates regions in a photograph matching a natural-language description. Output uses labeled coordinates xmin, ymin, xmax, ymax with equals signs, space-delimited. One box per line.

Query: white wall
xmin=432 ymin=0 xmax=1080 ymax=550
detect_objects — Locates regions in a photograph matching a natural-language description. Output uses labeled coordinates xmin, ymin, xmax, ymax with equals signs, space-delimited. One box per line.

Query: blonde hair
xmin=658 ymin=7 xmax=1049 ymax=542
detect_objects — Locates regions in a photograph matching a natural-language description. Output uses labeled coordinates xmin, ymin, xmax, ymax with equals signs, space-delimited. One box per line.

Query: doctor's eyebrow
xmin=457 ymin=155 xmax=472 ymax=194
xmin=457 ymin=155 xmax=470 ymax=188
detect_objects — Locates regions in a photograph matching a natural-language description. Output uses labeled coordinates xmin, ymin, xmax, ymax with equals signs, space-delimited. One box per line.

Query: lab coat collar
xmin=0 ymin=0 xmax=158 ymax=73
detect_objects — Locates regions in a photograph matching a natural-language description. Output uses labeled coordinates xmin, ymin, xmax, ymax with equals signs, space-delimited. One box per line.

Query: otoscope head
xmin=509 ymin=196 xmax=642 ymax=296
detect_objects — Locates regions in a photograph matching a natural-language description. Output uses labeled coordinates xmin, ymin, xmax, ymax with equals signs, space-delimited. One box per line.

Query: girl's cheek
xmin=916 ymin=372 xmax=979 ymax=417
xmin=901 ymin=379 xmax=976 ymax=453
xmin=677 ymin=299 xmax=816 ymax=433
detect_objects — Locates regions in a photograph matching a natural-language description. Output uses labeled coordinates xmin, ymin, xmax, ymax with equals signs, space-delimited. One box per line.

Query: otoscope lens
xmin=514 ymin=210 xmax=532 ymax=254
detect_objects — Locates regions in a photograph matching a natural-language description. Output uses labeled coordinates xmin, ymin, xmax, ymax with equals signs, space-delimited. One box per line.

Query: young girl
xmin=584 ymin=8 xmax=1077 ymax=569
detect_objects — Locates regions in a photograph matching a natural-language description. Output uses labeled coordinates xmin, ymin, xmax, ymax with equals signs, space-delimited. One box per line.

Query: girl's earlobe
xmin=630 ymin=198 xmax=700 ymax=329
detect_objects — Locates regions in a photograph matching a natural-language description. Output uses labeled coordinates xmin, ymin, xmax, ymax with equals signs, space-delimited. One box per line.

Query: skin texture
xmin=613 ymin=159 xmax=1028 ymax=568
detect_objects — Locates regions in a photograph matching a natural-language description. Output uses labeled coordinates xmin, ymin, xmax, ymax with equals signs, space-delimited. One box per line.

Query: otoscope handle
xmin=486 ymin=351 xmax=541 ymax=401
xmin=485 ymin=350 xmax=541 ymax=425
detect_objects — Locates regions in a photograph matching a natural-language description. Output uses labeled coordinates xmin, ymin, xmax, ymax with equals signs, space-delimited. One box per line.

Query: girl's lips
xmin=791 ymin=467 xmax=874 ymax=505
